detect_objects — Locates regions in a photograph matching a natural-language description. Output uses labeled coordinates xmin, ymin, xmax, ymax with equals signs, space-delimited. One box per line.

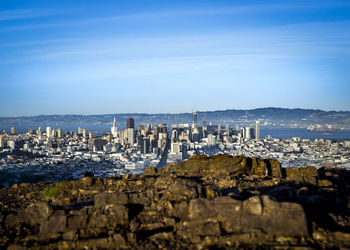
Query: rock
xmin=299 ymin=166 xmax=318 ymax=177
xmin=5 ymin=201 xmax=53 ymax=230
xmin=103 ymin=204 xmax=129 ymax=226
xmin=241 ymin=195 xmax=309 ymax=238
xmin=80 ymin=176 xmax=94 ymax=186
xmin=112 ymin=233 xmax=128 ymax=249
xmin=178 ymin=220 xmax=221 ymax=238
xmin=285 ymin=166 xmax=318 ymax=184
xmin=265 ymin=158 xmax=283 ymax=178
xmin=144 ymin=166 xmax=158 ymax=175
xmin=249 ymin=157 xmax=268 ymax=176
xmin=7 ymin=244 xmax=26 ymax=250
xmin=62 ymin=230 xmax=78 ymax=241
xmin=285 ymin=167 xmax=303 ymax=183
xmin=216 ymin=179 xmax=237 ymax=189
xmin=0 ymin=154 xmax=349 ymax=249
xmin=67 ymin=213 xmax=88 ymax=230
xmin=162 ymin=183 xmax=198 ymax=202
xmin=318 ymin=179 xmax=333 ymax=188
xmin=94 ymin=192 xmax=129 ymax=207
xmin=40 ymin=209 xmax=67 ymax=234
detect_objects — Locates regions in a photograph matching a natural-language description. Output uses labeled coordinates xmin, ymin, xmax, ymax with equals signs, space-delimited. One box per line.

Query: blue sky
xmin=1 ymin=0 xmax=350 ymax=116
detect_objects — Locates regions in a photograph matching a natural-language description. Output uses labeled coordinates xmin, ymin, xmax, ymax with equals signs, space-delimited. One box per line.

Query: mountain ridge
xmin=1 ymin=107 xmax=350 ymax=128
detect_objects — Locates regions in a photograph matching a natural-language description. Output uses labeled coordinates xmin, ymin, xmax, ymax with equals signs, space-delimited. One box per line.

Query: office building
xmin=88 ymin=138 xmax=107 ymax=151
xmin=10 ymin=127 xmax=16 ymax=135
xmin=191 ymin=111 xmax=198 ymax=129
xmin=127 ymin=128 xmax=135 ymax=145
xmin=37 ymin=126 xmax=42 ymax=135
xmin=46 ymin=126 xmax=52 ymax=138
xmin=51 ymin=129 xmax=56 ymax=138
xmin=141 ymin=137 xmax=150 ymax=154
xmin=57 ymin=128 xmax=63 ymax=138
xmin=255 ymin=121 xmax=260 ymax=140
xmin=126 ymin=117 xmax=135 ymax=129
xmin=225 ymin=124 xmax=230 ymax=134
xmin=82 ymin=129 xmax=87 ymax=139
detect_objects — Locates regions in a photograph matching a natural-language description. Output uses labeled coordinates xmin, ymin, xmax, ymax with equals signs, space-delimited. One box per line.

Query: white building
xmin=46 ymin=126 xmax=52 ymax=138
xmin=111 ymin=117 xmax=118 ymax=137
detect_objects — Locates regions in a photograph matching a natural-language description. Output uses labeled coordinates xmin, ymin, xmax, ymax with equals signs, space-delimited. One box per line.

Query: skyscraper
xmin=57 ymin=128 xmax=63 ymax=138
xmin=141 ymin=137 xmax=150 ymax=154
xmin=37 ymin=126 xmax=42 ymax=135
xmin=191 ymin=111 xmax=198 ymax=129
xmin=126 ymin=117 xmax=135 ymax=129
xmin=82 ymin=128 xmax=87 ymax=139
xmin=46 ymin=126 xmax=52 ymax=138
xmin=127 ymin=128 xmax=135 ymax=145
xmin=10 ymin=127 xmax=16 ymax=135
xmin=111 ymin=117 xmax=118 ymax=137
xmin=255 ymin=121 xmax=260 ymax=140
xmin=225 ymin=124 xmax=230 ymax=134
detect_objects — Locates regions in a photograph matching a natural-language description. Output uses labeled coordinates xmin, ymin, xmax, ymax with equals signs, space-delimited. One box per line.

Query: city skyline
xmin=1 ymin=0 xmax=350 ymax=116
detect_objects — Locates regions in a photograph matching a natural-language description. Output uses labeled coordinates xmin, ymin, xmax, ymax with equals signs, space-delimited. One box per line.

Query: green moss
xmin=43 ymin=185 xmax=63 ymax=199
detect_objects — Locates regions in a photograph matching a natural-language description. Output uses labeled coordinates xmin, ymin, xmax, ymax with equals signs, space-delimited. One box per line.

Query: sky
xmin=1 ymin=0 xmax=350 ymax=116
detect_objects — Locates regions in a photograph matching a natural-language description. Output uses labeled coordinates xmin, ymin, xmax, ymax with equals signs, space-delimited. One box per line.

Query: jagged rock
xmin=249 ymin=157 xmax=268 ymax=176
xmin=0 ymin=155 xmax=349 ymax=249
xmin=144 ymin=166 xmax=158 ymax=175
xmin=40 ymin=209 xmax=66 ymax=234
xmin=5 ymin=201 xmax=53 ymax=230
xmin=285 ymin=166 xmax=318 ymax=184
xmin=94 ymin=192 xmax=129 ymax=207
xmin=162 ymin=183 xmax=198 ymax=202
xmin=242 ymin=195 xmax=309 ymax=238
xmin=265 ymin=158 xmax=283 ymax=178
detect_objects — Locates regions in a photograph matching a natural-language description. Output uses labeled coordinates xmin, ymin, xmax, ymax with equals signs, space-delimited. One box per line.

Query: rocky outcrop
xmin=0 ymin=154 xmax=350 ymax=249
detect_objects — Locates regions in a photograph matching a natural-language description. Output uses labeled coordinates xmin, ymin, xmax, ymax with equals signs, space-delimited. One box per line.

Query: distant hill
xmin=0 ymin=108 xmax=350 ymax=129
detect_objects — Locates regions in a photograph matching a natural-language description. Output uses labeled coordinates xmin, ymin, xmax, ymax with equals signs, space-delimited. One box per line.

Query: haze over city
xmin=1 ymin=0 xmax=350 ymax=116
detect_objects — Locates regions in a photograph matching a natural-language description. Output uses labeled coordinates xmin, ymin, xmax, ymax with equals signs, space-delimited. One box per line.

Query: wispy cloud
xmin=2 ymin=20 xmax=348 ymax=65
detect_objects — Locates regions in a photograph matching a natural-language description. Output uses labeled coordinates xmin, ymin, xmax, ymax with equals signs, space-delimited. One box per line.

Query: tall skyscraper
xmin=225 ymin=124 xmax=230 ymax=134
xmin=191 ymin=111 xmax=198 ymax=129
xmin=126 ymin=117 xmax=135 ymax=129
xmin=37 ymin=126 xmax=42 ymax=135
xmin=57 ymin=128 xmax=63 ymax=138
xmin=82 ymin=128 xmax=87 ymax=139
xmin=141 ymin=137 xmax=150 ymax=154
xmin=111 ymin=117 xmax=118 ymax=137
xmin=202 ymin=119 xmax=207 ymax=138
xmin=46 ymin=126 xmax=52 ymax=138
xmin=255 ymin=121 xmax=260 ymax=140
xmin=217 ymin=124 xmax=222 ymax=139
xmin=127 ymin=128 xmax=135 ymax=145
xmin=10 ymin=127 xmax=16 ymax=135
